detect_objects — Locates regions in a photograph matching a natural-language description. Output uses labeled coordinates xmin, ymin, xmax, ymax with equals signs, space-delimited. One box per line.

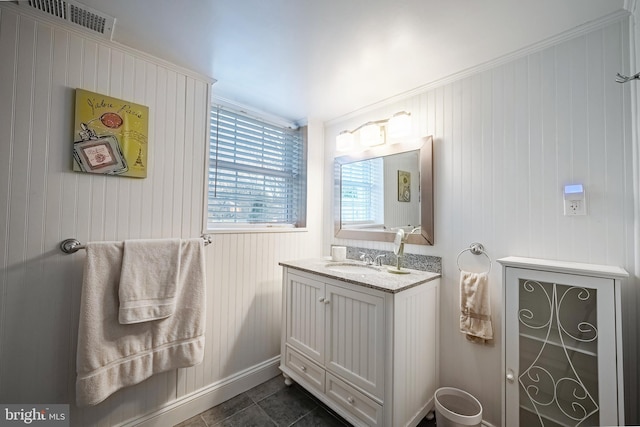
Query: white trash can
xmin=434 ymin=387 xmax=483 ymax=427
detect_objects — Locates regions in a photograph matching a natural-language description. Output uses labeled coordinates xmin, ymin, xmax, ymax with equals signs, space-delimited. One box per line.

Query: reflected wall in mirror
xmin=334 ymin=136 xmax=434 ymax=245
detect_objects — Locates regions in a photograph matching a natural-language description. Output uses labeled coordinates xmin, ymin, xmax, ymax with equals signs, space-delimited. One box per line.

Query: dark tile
xmin=258 ymin=385 xmax=318 ymax=426
xmin=290 ymin=383 xmax=320 ymax=403
xmin=417 ymin=412 xmax=437 ymax=426
xmin=290 ymin=406 xmax=349 ymax=427
xmin=293 ymin=388 xmax=345 ymax=423
xmin=212 ymin=404 xmax=276 ymax=427
xmin=245 ymin=374 xmax=287 ymax=403
xmin=200 ymin=393 xmax=254 ymax=425
xmin=174 ymin=414 xmax=207 ymax=427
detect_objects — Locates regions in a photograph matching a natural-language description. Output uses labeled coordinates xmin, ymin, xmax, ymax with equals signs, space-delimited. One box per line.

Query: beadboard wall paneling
xmin=0 ymin=6 xmax=207 ymax=423
xmin=0 ymin=5 xmax=325 ymax=427
xmin=325 ymin=19 xmax=637 ymax=425
xmin=631 ymin=6 xmax=640 ymax=425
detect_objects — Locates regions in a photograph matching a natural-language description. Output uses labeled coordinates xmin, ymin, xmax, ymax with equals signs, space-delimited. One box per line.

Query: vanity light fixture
xmin=335 ymin=111 xmax=412 ymax=152
xmin=336 ymin=130 xmax=355 ymax=152
xmin=387 ymin=111 xmax=412 ymax=139
xmin=360 ymin=122 xmax=384 ymax=147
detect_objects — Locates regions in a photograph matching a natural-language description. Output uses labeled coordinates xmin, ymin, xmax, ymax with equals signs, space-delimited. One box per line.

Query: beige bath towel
xmin=459 ymin=270 xmax=493 ymax=344
xmin=76 ymin=238 xmax=206 ymax=407
xmin=119 ymin=238 xmax=181 ymax=324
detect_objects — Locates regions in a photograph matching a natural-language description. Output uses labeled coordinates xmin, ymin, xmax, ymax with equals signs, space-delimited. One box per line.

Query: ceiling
xmin=77 ymin=0 xmax=626 ymax=123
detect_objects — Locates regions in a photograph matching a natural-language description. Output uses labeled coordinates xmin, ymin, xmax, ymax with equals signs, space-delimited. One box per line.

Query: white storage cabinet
xmin=498 ymin=257 xmax=627 ymax=427
xmin=280 ymin=266 xmax=440 ymax=427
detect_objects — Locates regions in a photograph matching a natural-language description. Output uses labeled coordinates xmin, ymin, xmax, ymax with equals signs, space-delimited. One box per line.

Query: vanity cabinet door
xmin=504 ymin=267 xmax=620 ymax=427
xmin=325 ymin=284 xmax=385 ymax=399
xmin=286 ymin=273 xmax=325 ymax=365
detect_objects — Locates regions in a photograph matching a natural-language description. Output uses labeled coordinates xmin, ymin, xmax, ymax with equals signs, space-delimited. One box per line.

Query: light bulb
xmin=388 ymin=111 xmax=411 ymax=139
xmin=360 ymin=123 xmax=383 ymax=147
xmin=336 ymin=131 xmax=354 ymax=152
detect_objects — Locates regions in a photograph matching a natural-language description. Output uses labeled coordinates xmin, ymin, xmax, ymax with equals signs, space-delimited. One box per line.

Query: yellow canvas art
xmin=73 ymin=89 xmax=149 ymax=178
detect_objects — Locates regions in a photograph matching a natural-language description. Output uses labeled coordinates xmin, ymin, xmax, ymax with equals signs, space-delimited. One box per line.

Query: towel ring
xmin=456 ymin=242 xmax=492 ymax=274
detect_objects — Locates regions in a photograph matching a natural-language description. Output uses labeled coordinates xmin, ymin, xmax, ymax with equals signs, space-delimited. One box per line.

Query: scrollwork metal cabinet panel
xmin=500 ymin=257 xmax=627 ymax=427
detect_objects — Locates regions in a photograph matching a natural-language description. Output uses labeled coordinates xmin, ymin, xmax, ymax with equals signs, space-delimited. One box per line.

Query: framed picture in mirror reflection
xmin=398 ymin=170 xmax=411 ymax=202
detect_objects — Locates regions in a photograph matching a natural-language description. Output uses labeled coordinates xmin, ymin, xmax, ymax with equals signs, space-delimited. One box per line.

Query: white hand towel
xmin=76 ymin=239 xmax=206 ymax=407
xmin=118 ymin=238 xmax=181 ymax=324
xmin=459 ymin=270 xmax=493 ymax=344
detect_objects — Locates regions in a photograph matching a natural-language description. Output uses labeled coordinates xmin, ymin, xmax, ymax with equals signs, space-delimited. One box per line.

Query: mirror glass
xmin=334 ymin=136 xmax=434 ymax=245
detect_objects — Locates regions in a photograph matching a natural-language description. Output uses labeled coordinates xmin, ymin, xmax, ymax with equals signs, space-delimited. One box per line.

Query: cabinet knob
xmin=324 ymin=299 xmax=330 ymax=304
xmin=318 ymin=297 xmax=325 ymax=303
xmin=347 ymin=396 xmax=355 ymax=405
xmin=506 ymin=369 xmax=515 ymax=383
xmin=301 ymin=366 xmax=307 ymax=372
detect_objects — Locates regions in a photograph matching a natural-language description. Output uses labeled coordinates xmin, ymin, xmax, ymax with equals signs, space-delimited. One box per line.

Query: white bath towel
xmin=119 ymin=238 xmax=181 ymax=324
xmin=76 ymin=238 xmax=206 ymax=407
xmin=459 ymin=270 xmax=493 ymax=344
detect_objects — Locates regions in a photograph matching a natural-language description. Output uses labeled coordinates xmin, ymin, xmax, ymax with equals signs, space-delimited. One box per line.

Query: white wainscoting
xmin=325 ymin=17 xmax=638 ymax=425
xmin=0 ymin=4 xmax=323 ymax=426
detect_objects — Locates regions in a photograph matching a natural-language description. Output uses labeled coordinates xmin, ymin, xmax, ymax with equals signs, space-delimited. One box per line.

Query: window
xmin=207 ymin=105 xmax=306 ymax=229
xmin=340 ymin=157 xmax=383 ymax=225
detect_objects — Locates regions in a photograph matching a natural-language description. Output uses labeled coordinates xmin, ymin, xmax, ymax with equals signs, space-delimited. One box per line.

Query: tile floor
xmin=174 ymin=374 xmax=437 ymax=426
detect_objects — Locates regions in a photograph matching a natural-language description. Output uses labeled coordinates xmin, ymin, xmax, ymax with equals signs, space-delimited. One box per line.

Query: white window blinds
xmin=207 ymin=106 xmax=305 ymax=228
xmin=340 ymin=157 xmax=383 ymax=224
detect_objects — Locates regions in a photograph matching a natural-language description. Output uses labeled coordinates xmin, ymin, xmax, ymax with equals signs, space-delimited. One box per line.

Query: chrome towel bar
xmin=60 ymin=235 xmax=212 ymax=254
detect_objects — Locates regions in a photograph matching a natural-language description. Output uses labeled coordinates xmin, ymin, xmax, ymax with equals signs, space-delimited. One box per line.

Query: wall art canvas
xmin=73 ymin=89 xmax=149 ymax=178
xmin=398 ymin=170 xmax=411 ymax=202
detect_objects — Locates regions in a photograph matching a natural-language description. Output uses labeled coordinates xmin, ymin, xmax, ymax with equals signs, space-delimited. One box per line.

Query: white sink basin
xmin=325 ymin=263 xmax=380 ymax=274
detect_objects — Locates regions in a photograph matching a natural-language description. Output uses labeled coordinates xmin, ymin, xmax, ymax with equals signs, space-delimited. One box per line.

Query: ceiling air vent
xmin=21 ymin=0 xmax=115 ymax=40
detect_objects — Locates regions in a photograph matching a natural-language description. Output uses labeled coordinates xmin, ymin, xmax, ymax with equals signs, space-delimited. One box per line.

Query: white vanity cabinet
xmin=498 ymin=257 xmax=628 ymax=427
xmin=279 ymin=261 xmax=440 ymax=427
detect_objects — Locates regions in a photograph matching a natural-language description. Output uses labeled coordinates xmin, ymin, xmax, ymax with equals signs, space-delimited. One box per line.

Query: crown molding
xmin=326 ymin=9 xmax=631 ymax=126
xmin=625 ymin=0 xmax=637 ymax=14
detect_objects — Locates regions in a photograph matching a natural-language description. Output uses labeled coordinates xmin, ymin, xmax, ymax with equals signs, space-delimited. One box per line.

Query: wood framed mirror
xmin=334 ymin=135 xmax=434 ymax=245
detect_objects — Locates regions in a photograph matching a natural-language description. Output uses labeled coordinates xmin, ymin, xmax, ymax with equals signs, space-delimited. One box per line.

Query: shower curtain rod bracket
xmin=60 ymin=238 xmax=83 ymax=254
xmin=615 ymin=72 xmax=640 ymax=83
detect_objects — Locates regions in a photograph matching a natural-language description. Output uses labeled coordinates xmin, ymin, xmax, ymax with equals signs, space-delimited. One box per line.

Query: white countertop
xmin=279 ymin=258 xmax=441 ymax=293
xmin=497 ymin=256 xmax=628 ymax=279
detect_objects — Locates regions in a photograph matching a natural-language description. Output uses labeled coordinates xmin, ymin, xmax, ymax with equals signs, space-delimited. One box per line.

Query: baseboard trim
xmin=118 ymin=356 xmax=282 ymax=427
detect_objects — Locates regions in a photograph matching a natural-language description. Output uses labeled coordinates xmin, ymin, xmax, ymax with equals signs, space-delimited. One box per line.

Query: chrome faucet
xmin=374 ymin=254 xmax=385 ymax=266
xmin=360 ymin=252 xmax=374 ymax=265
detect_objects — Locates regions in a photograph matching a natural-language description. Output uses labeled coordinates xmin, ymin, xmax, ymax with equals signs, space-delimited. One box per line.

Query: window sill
xmin=204 ymin=226 xmax=308 ymax=235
